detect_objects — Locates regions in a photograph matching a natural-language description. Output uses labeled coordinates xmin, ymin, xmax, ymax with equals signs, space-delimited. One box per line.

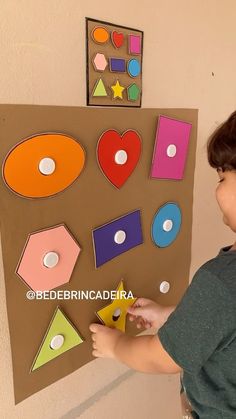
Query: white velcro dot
xmin=160 ymin=281 xmax=170 ymax=294
xmin=114 ymin=230 xmax=126 ymax=244
xmin=114 ymin=150 xmax=128 ymax=165
xmin=167 ymin=144 xmax=177 ymax=158
xmin=50 ymin=334 xmax=64 ymax=350
xmin=39 ymin=157 xmax=56 ymax=175
xmin=113 ymin=308 xmax=121 ymax=318
xmin=43 ymin=252 xmax=59 ymax=268
xmin=163 ymin=219 xmax=173 ymax=232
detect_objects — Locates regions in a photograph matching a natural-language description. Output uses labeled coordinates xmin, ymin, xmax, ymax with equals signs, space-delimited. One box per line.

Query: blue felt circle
xmin=151 ymin=203 xmax=182 ymax=248
xmin=127 ymin=59 xmax=141 ymax=77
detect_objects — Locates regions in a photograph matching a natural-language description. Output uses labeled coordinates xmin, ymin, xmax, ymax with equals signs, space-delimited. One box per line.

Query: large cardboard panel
xmin=0 ymin=105 xmax=197 ymax=403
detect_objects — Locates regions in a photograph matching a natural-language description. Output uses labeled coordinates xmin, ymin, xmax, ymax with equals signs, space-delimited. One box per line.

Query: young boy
xmin=89 ymin=111 xmax=236 ymax=419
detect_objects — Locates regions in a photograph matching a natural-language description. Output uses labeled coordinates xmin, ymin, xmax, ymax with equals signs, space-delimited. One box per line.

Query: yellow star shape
xmin=111 ymin=80 xmax=125 ymax=99
xmin=96 ymin=280 xmax=137 ymax=332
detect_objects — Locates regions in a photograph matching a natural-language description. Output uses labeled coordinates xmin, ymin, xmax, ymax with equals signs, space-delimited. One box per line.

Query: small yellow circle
xmin=92 ymin=27 xmax=109 ymax=43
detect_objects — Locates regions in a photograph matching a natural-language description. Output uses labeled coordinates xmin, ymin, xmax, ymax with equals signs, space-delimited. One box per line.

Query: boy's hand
xmin=89 ymin=323 xmax=124 ymax=358
xmin=127 ymin=297 xmax=171 ymax=330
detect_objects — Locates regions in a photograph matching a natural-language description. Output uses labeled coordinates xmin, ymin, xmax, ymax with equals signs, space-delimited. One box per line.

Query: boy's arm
xmin=113 ymin=333 xmax=182 ymax=374
xmin=89 ymin=322 xmax=182 ymax=375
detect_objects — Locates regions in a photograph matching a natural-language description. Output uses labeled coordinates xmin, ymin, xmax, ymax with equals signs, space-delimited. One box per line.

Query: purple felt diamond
xmin=93 ymin=210 xmax=143 ymax=267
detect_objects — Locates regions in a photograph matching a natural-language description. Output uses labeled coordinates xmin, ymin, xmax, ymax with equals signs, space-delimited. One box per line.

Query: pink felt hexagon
xmin=16 ymin=224 xmax=81 ymax=291
xmin=93 ymin=53 xmax=108 ymax=71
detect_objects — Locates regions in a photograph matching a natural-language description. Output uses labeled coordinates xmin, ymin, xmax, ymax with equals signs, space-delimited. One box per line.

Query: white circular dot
xmin=114 ymin=230 xmax=126 ymax=244
xmin=113 ymin=308 xmax=121 ymax=319
xmin=43 ymin=252 xmax=59 ymax=268
xmin=160 ymin=281 xmax=170 ymax=294
xmin=50 ymin=334 xmax=64 ymax=350
xmin=163 ymin=219 xmax=173 ymax=232
xmin=114 ymin=150 xmax=128 ymax=165
xmin=167 ymin=144 xmax=177 ymax=158
xmin=39 ymin=157 xmax=56 ymax=175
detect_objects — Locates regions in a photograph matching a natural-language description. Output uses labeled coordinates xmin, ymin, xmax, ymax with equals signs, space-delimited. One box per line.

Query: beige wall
xmin=1 ymin=1 xmax=235 ymax=418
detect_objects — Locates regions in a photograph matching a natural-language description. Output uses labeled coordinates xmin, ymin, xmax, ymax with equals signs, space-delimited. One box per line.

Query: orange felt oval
xmin=92 ymin=27 xmax=109 ymax=43
xmin=3 ymin=133 xmax=85 ymax=198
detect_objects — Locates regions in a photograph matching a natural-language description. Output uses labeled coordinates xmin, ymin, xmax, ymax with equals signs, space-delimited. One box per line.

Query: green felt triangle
xmin=31 ymin=307 xmax=83 ymax=371
xmin=93 ymin=78 xmax=107 ymax=97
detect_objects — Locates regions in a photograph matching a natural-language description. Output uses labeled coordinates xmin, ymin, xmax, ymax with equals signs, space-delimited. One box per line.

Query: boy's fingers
xmin=132 ymin=297 xmax=150 ymax=307
xmin=127 ymin=306 xmax=145 ymax=316
xmin=89 ymin=323 xmax=104 ymax=333
xmin=89 ymin=323 xmax=97 ymax=332
xmin=136 ymin=317 xmax=145 ymax=329
xmin=92 ymin=350 xmax=102 ymax=357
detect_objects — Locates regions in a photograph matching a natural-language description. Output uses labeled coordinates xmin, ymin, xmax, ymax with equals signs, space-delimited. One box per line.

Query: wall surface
xmin=1 ymin=1 xmax=235 ymax=418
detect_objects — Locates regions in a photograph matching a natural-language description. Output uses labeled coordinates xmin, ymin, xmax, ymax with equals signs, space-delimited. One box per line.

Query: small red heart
xmin=97 ymin=129 xmax=142 ymax=188
xmin=112 ymin=31 xmax=124 ymax=48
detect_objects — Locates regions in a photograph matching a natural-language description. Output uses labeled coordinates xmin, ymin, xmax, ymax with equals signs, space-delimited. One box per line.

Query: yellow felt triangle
xmin=31 ymin=307 xmax=83 ymax=371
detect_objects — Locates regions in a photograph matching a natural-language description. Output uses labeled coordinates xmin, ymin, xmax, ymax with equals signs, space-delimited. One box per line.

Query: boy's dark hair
xmin=207 ymin=111 xmax=236 ymax=171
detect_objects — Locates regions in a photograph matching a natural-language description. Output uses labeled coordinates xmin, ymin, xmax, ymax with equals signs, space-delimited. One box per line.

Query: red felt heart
xmin=97 ymin=130 xmax=142 ymax=188
xmin=112 ymin=31 xmax=124 ymax=48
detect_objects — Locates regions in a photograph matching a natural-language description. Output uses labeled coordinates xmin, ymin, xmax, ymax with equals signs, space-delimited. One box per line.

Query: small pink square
xmin=129 ymin=35 xmax=141 ymax=55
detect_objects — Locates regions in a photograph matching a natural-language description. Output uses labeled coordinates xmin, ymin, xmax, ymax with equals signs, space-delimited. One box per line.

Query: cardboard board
xmin=0 ymin=105 xmax=197 ymax=403
xmin=86 ymin=18 xmax=143 ymax=107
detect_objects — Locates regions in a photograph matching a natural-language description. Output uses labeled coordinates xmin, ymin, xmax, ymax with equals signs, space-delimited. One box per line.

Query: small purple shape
xmin=93 ymin=210 xmax=143 ymax=267
xmin=150 ymin=116 xmax=192 ymax=180
xmin=129 ymin=35 xmax=141 ymax=54
xmin=110 ymin=58 xmax=126 ymax=72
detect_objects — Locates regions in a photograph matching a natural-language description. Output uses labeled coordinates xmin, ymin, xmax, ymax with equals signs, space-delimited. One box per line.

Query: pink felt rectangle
xmin=150 ymin=115 xmax=192 ymax=180
xmin=129 ymin=35 xmax=141 ymax=54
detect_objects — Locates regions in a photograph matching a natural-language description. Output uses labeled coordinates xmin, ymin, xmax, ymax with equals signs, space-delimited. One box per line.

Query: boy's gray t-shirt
xmin=158 ymin=246 xmax=236 ymax=419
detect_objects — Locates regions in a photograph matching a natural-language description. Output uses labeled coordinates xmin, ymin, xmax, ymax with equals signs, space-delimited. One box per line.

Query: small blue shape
xmin=110 ymin=58 xmax=126 ymax=72
xmin=127 ymin=59 xmax=141 ymax=77
xmin=151 ymin=203 xmax=182 ymax=248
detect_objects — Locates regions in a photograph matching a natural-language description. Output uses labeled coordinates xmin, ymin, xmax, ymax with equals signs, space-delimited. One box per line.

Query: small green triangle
xmin=93 ymin=78 xmax=107 ymax=97
xmin=31 ymin=307 xmax=83 ymax=371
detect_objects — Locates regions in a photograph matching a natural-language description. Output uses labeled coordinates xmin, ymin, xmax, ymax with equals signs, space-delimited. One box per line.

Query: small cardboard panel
xmin=0 ymin=105 xmax=197 ymax=403
xmin=86 ymin=18 xmax=143 ymax=107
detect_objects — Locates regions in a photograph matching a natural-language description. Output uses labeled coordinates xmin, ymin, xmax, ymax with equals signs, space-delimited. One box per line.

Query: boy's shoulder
xmin=197 ymin=245 xmax=236 ymax=298
xmin=200 ymin=245 xmax=236 ymax=271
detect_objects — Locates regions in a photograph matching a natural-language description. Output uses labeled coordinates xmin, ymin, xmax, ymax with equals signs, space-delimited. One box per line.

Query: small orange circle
xmin=92 ymin=27 xmax=109 ymax=43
